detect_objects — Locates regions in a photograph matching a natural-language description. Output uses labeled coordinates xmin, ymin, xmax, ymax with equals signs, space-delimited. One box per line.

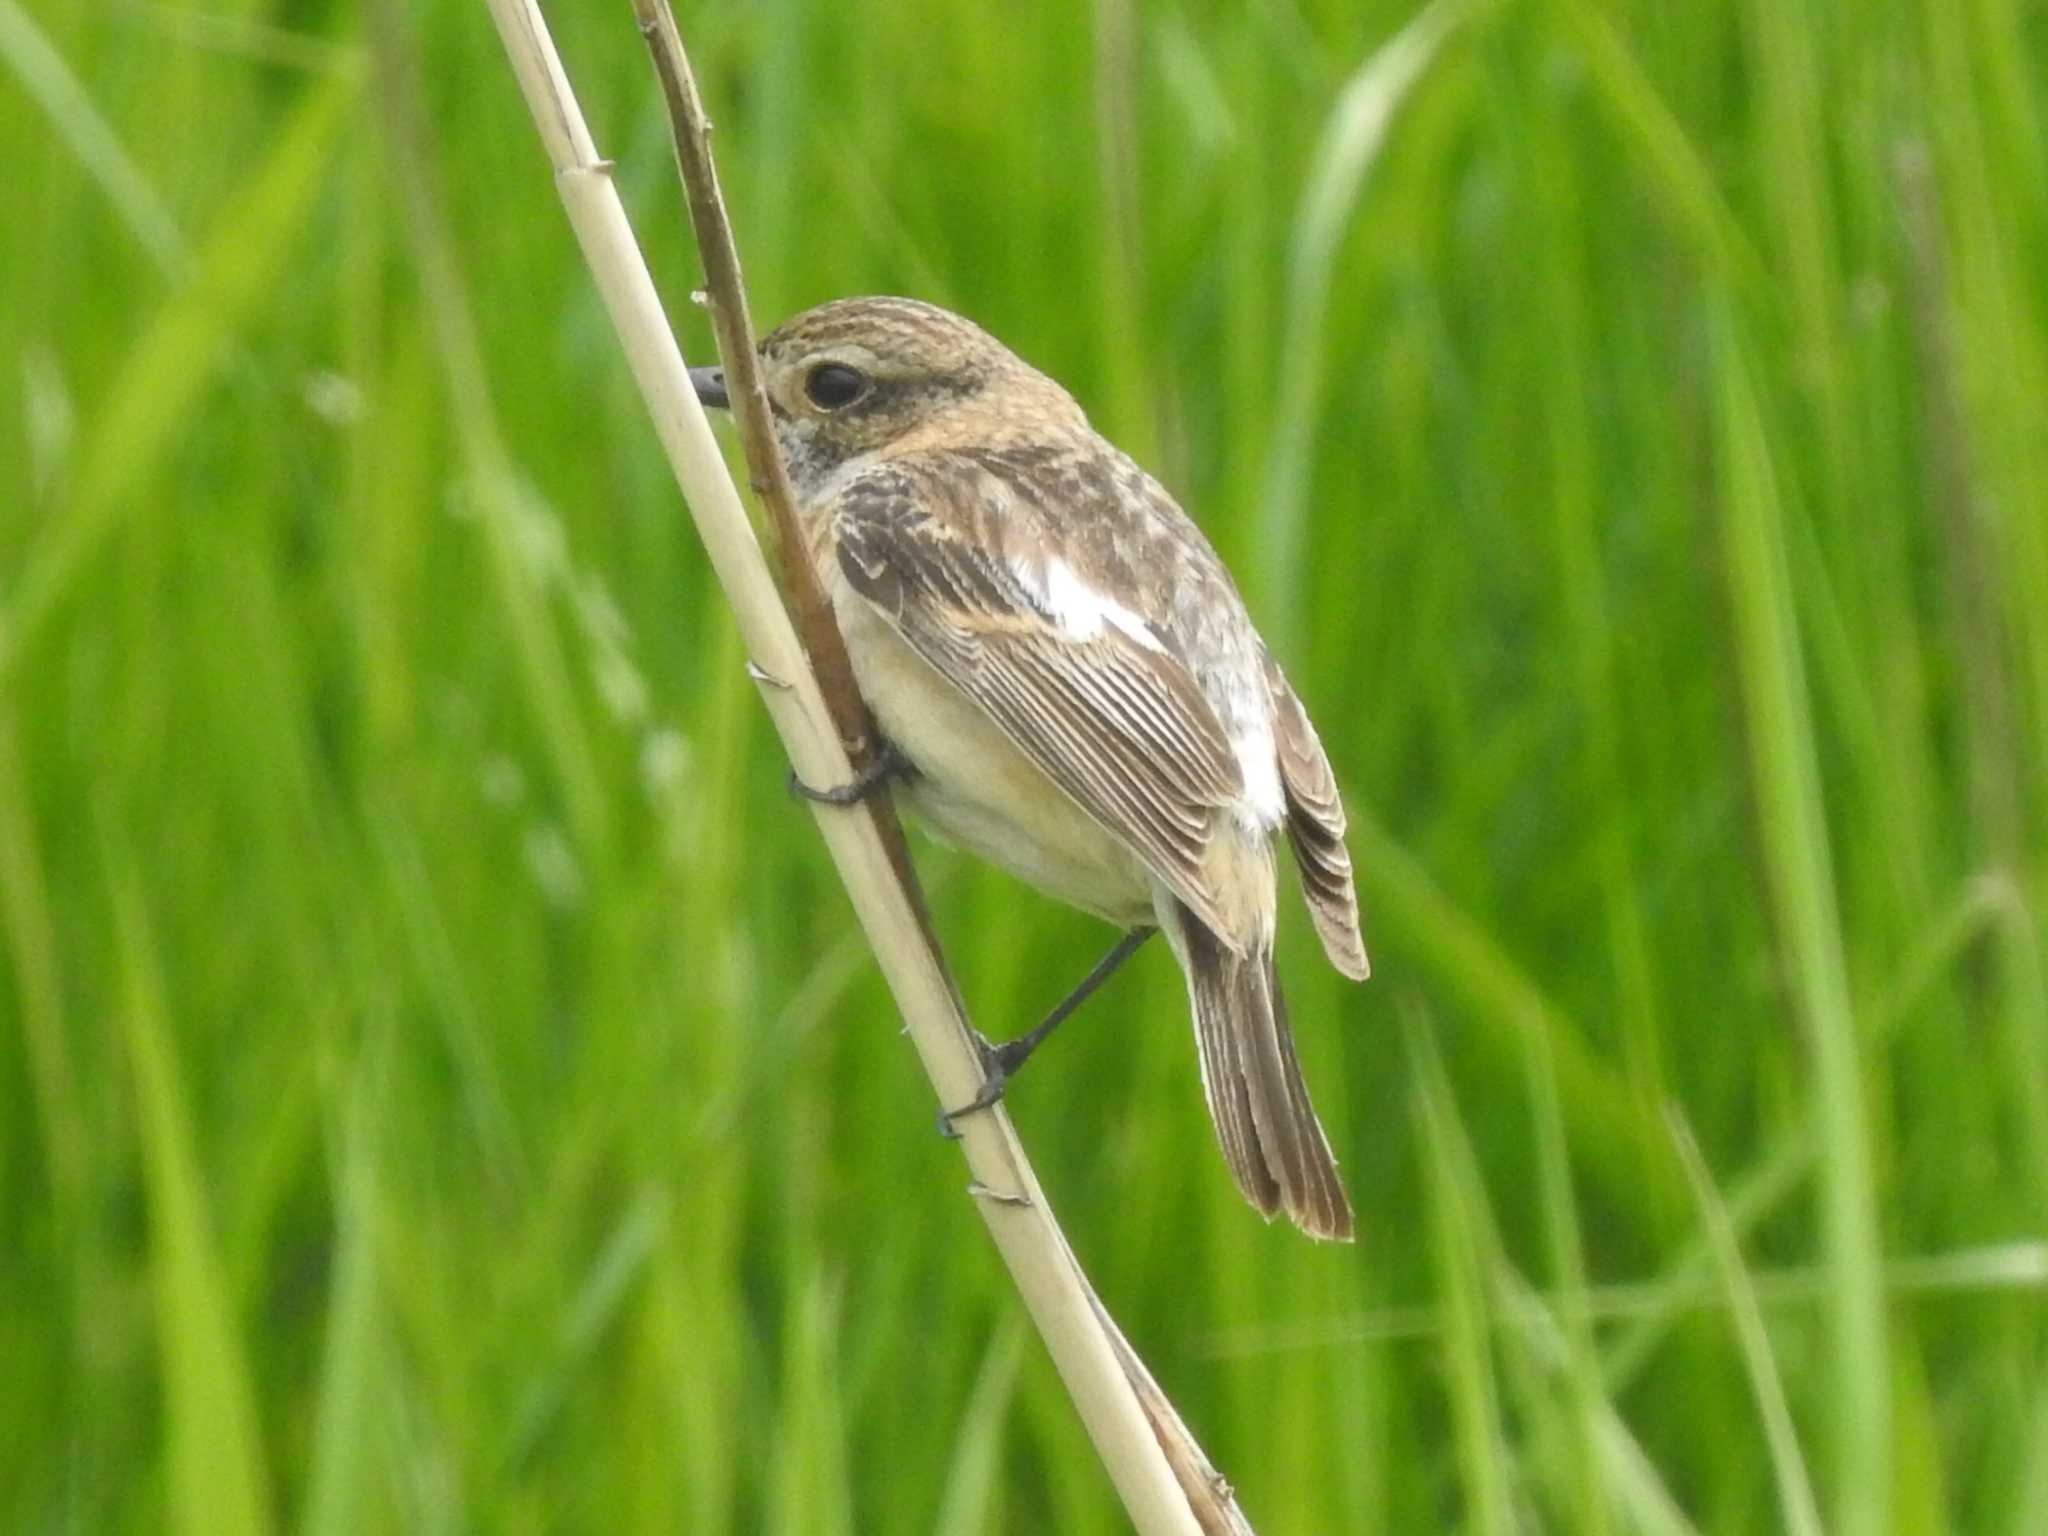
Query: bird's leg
xmin=789 ymin=739 xmax=915 ymax=805
xmin=939 ymin=926 xmax=1156 ymax=1136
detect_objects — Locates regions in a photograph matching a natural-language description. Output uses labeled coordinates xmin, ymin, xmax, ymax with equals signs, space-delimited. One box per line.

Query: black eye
xmin=804 ymin=362 xmax=868 ymax=410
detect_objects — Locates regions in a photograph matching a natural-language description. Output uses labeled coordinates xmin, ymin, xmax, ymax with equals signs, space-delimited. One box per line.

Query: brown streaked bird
xmin=691 ymin=296 xmax=1369 ymax=1241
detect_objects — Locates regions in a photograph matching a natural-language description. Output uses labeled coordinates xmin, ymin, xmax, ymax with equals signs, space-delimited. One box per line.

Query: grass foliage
xmin=3 ymin=0 xmax=2046 ymax=1529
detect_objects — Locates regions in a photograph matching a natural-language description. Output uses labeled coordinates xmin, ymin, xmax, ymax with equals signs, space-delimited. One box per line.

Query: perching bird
xmin=691 ymin=297 xmax=1369 ymax=1240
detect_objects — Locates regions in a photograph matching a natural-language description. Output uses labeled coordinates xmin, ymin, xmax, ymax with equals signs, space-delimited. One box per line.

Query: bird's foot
xmin=934 ymin=928 xmax=1155 ymax=1137
xmin=936 ymin=1030 xmax=1044 ymax=1139
xmin=788 ymin=741 xmax=913 ymax=806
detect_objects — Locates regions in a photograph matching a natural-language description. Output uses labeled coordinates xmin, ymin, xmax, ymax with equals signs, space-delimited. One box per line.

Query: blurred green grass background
xmin=4 ymin=0 xmax=2046 ymax=1529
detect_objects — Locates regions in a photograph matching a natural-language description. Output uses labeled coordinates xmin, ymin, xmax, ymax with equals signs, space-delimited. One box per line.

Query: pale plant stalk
xmin=477 ymin=0 xmax=1247 ymax=1529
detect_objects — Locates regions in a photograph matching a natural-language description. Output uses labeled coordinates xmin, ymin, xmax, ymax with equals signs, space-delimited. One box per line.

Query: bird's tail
xmin=1172 ymin=906 xmax=1354 ymax=1242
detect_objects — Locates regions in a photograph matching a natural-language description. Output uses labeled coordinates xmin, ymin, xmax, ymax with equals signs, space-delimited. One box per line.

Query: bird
xmin=690 ymin=296 xmax=1369 ymax=1240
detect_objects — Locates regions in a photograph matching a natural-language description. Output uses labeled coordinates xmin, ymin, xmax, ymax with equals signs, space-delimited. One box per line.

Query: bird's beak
xmin=689 ymin=365 xmax=729 ymax=410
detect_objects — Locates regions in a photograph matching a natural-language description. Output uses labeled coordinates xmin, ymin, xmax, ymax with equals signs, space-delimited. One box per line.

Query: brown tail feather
xmin=1177 ymin=907 xmax=1355 ymax=1242
xmin=1261 ymin=648 xmax=1370 ymax=981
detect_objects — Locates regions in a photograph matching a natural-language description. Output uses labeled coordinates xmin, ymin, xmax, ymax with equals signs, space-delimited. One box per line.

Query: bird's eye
xmin=804 ymin=362 xmax=868 ymax=410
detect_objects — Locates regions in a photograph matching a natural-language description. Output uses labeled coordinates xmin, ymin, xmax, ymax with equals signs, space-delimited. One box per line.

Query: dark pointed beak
xmin=689 ymin=365 xmax=729 ymax=409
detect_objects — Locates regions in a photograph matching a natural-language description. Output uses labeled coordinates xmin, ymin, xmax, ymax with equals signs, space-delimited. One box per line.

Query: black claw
xmin=937 ymin=1045 xmax=1012 ymax=1137
xmin=789 ymin=742 xmax=912 ymax=806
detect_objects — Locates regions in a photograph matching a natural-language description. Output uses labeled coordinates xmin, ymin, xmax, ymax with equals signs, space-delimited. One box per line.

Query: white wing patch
xmin=1222 ymin=685 xmax=1286 ymax=831
xmin=1011 ymin=552 xmax=1284 ymax=833
xmin=1023 ymin=556 xmax=1168 ymax=654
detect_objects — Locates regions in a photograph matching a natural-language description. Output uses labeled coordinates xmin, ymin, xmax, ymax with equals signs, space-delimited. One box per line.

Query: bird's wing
xmin=831 ymin=460 xmax=1246 ymax=934
xmin=1260 ymin=648 xmax=1368 ymax=979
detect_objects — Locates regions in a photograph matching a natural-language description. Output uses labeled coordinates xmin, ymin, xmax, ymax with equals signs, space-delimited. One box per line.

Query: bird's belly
xmin=898 ymin=774 xmax=1154 ymax=925
xmin=838 ymin=598 xmax=1154 ymax=926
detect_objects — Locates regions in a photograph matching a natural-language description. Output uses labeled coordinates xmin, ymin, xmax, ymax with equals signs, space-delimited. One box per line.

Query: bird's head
xmin=690 ymin=296 xmax=1082 ymax=501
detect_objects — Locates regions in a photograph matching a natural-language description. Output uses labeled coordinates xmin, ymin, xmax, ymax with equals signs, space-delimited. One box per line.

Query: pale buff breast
xmin=825 ymin=567 xmax=1160 ymax=928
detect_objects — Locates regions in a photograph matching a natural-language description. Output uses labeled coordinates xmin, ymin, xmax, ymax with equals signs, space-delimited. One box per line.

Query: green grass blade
xmin=0 ymin=0 xmax=185 ymax=276
xmin=115 ymin=876 xmax=277 ymax=1536
xmin=769 ymin=1270 xmax=855 ymax=1536
xmin=1409 ymin=1014 xmax=1514 ymax=1536
xmin=1669 ymin=1112 xmax=1825 ymax=1536
xmin=932 ymin=1319 xmax=1027 ymax=1536
xmin=2014 ymin=1379 xmax=2048 ymax=1536
xmin=1523 ymin=1030 xmax=1614 ymax=1536
xmin=0 ymin=68 xmax=352 ymax=681
xmin=1258 ymin=0 xmax=1464 ymax=651
xmin=1711 ymin=304 xmax=1889 ymax=1535
xmin=303 ymin=1028 xmax=393 ymax=1536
